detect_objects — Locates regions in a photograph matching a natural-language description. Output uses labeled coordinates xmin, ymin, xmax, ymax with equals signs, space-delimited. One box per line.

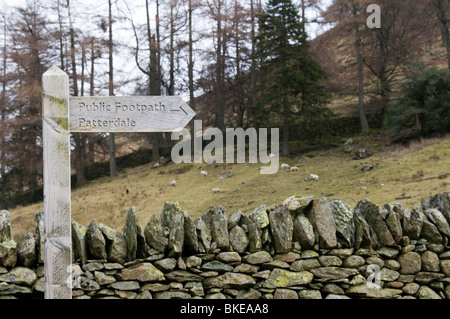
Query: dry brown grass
xmin=8 ymin=135 xmax=450 ymax=239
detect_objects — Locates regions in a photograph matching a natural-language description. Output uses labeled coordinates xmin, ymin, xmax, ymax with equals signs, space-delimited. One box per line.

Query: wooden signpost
xmin=70 ymin=96 xmax=195 ymax=133
xmin=42 ymin=66 xmax=195 ymax=299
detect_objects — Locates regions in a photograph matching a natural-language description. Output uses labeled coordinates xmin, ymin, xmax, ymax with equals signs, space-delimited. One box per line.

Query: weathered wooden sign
xmin=42 ymin=66 xmax=195 ymax=299
xmin=70 ymin=96 xmax=195 ymax=133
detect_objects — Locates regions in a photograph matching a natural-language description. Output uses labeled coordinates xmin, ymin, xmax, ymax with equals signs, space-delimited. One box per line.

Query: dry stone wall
xmin=1 ymin=192 xmax=450 ymax=299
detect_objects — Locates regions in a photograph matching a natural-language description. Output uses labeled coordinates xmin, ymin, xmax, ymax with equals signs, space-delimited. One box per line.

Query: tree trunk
xmin=88 ymin=38 xmax=97 ymax=168
xmin=434 ymin=0 xmax=450 ymax=69
xmin=380 ymin=73 xmax=390 ymax=129
xmin=282 ymin=96 xmax=290 ymax=156
xmin=376 ymin=28 xmax=390 ymax=129
xmin=156 ymin=0 xmax=162 ymax=88
xmin=88 ymin=135 xmax=95 ymax=166
xmin=169 ymin=2 xmax=175 ymax=96
xmin=188 ymin=0 xmax=197 ymax=154
xmin=0 ymin=107 xmax=5 ymax=199
xmin=215 ymin=0 xmax=226 ymax=133
xmin=150 ymin=133 xmax=160 ymax=162
xmin=147 ymin=0 xmax=160 ymax=96
xmin=68 ymin=0 xmax=87 ymax=187
xmin=74 ymin=133 xmax=87 ymax=186
xmin=250 ymin=0 xmax=258 ymax=128
xmin=149 ymin=35 xmax=159 ymax=95
xmin=90 ymin=38 xmax=95 ymax=96
xmin=108 ymin=0 xmax=116 ymax=178
xmin=80 ymin=41 xmax=86 ymax=96
xmin=282 ymin=124 xmax=290 ymax=156
xmin=108 ymin=0 xmax=114 ymax=97
xmin=67 ymin=0 xmax=78 ymax=96
xmin=301 ymin=0 xmax=306 ymax=22
xmin=234 ymin=0 xmax=245 ymax=128
xmin=1 ymin=18 xmax=6 ymax=199
xmin=73 ymin=134 xmax=86 ymax=187
xmin=57 ymin=0 xmax=65 ymax=70
xmin=28 ymin=172 xmax=38 ymax=194
xmin=281 ymin=13 xmax=290 ymax=156
xmin=109 ymin=133 xmax=116 ymax=179
xmin=146 ymin=0 xmax=161 ymax=162
xmin=355 ymin=22 xmax=369 ymax=134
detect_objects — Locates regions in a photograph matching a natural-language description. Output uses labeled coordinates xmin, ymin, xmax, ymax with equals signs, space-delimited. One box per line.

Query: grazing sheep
xmin=281 ymin=163 xmax=290 ymax=170
xmin=211 ymin=187 xmax=221 ymax=194
xmin=153 ymin=162 xmax=160 ymax=168
xmin=200 ymin=170 xmax=208 ymax=176
xmin=290 ymin=166 xmax=299 ymax=172
xmin=126 ymin=189 xmax=129 ymax=194
xmin=171 ymin=180 xmax=177 ymax=186
xmin=310 ymin=174 xmax=319 ymax=181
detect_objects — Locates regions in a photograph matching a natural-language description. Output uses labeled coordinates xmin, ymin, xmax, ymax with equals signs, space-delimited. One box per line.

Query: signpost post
xmin=42 ymin=67 xmax=72 ymax=299
xmin=42 ymin=66 xmax=195 ymax=299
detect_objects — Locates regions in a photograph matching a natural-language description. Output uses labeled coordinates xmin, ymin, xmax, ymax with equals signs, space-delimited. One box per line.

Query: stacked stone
xmin=0 ymin=192 xmax=449 ymax=299
xmin=0 ymin=211 xmax=44 ymax=298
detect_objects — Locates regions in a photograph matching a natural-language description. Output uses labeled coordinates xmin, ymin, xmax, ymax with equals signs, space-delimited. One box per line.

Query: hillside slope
xmin=310 ymin=20 xmax=448 ymax=118
xmin=9 ymin=133 xmax=450 ymax=239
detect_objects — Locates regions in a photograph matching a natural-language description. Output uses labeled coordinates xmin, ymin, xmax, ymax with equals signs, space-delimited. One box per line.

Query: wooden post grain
xmin=42 ymin=66 xmax=72 ymax=299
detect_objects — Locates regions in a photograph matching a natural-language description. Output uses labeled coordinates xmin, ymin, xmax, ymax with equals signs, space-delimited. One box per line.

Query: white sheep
xmin=200 ymin=170 xmax=208 ymax=176
xmin=290 ymin=166 xmax=299 ymax=172
xmin=310 ymin=174 xmax=319 ymax=181
xmin=281 ymin=163 xmax=290 ymax=170
xmin=153 ymin=162 xmax=160 ymax=168
xmin=171 ymin=180 xmax=177 ymax=186
xmin=211 ymin=187 xmax=221 ymax=194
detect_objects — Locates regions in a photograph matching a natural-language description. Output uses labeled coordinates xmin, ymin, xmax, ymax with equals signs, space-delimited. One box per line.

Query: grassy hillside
xmin=9 ymin=133 xmax=450 ymax=239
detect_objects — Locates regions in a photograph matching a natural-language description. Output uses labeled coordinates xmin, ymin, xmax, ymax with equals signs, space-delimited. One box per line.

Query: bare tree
xmin=431 ymin=0 xmax=450 ymax=69
xmin=360 ymin=1 xmax=428 ymax=128
xmin=162 ymin=0 xmax=188 ymax=97
xmin=231 ymin=0 xmax=246 ymax=127
xmin=127 ymin=0 xmax=163 ymax=161
xmin=8 ymin=2 xmax=54 ymax=195
xmin=67 ymin=0 xmax=78 ymax=96
xmin=64 ymin=0 xmax=89 ymax=187
xmin=55 ymin=0 xmax=67 ymax=70
xmin=188 ymin=0 xmax=197 ymax=148
xmin=324 ymin=0 xmax=370 ymax=133
xmin=108 ymin=0 xmax=117 ymax=178
xmin=355 ymin=11 xmax=369 ymax=134
xmin=206 ymin=0 xmax=228 ymax=133
xmin=87 ymin=35 xmax=105 ymax=166
xmin=249 ymin=0 xmax=262 ymax=128
xmin=0 ymin=13 xmax=8 ymax=199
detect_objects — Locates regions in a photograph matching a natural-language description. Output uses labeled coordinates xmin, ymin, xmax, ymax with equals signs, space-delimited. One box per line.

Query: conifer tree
xmin=254 ymin=0 xmax=331 ymax=155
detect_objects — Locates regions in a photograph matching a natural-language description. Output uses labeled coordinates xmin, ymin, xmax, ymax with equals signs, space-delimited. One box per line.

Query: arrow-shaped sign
xmin=69 ymin=96 xmax=195 ymax=133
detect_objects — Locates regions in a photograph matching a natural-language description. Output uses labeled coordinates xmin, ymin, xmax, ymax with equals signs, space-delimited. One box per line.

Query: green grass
xmin=8 ymin=134 xmax=450 ymax=239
